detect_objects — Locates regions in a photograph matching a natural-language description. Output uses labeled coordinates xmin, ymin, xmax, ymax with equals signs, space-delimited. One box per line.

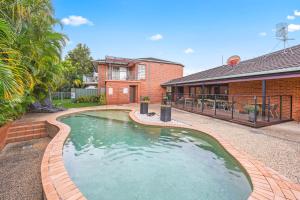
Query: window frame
xmin=137 ymin=64 xmax=146 ymax=80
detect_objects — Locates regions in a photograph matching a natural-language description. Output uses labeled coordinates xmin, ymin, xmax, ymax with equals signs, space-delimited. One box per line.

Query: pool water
xmin=61 ymin=110 xmax=252 ymax=200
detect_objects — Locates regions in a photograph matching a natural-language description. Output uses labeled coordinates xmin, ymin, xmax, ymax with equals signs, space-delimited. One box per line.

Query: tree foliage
xmin=58 ymin=43 xmax=94 ymax=91
xmin=65 ymin=43 xmax=94 ymax=76
xmin=0 ymin=0 xmax=67 ymax=125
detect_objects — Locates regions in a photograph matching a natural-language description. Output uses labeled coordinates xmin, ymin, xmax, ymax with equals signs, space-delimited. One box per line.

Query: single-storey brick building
xmin=162 ymin=44 xmax=300 ymax=127
xmin=93 ymin=56 xmax=183 ymax=104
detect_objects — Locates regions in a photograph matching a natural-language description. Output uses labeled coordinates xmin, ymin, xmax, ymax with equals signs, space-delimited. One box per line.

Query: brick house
xmin=93 ymin=56 xmax=183 ymax=104
xmin=162 ymin=44 xmax=300 ymax=127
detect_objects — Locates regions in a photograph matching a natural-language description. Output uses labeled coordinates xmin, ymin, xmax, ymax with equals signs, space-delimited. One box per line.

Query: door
xmin=129 ymin=86 xmax=136 ymax=103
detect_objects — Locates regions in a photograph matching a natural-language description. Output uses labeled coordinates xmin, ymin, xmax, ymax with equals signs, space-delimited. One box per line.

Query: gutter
xmin=162 ymin=66 xmax=300 ymax=86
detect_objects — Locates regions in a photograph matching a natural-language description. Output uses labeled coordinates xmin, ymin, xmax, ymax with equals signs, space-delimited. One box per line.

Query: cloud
xmin=259 ymin=32 xmax=267 ymax=37
xmin=288 ymin=24 xmax=300 ymax=32
xmin=149 ymin=34 xmax=163 ymax=41
xmin=294 ymin=10 xmax=300 ymax=16
xmin=184 ymin=48 xmax=194 ymax=54
xmin=287 ymin=15 xmax=295 ymax=20
xmin=61 ymin=15 xmax=93 ymax=26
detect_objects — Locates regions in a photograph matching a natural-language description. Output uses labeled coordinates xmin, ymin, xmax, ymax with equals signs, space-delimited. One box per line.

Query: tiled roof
xmin=137 ymin=57 xmax=184 ymax=66
xmin=163 ymin=44 xmax=300 ymax=85
xmin=93 ymin=57 xmax=184 ymax=67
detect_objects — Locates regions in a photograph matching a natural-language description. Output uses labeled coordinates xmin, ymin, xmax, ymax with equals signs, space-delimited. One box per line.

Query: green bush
xmin=74 ymin=94 xmax=106 ymax=104
xmin=142 ymin=96 xmax=150 ymax=102
xmin=75 ymin=95 xmax=99 ymax=103
xmin=99 ymin=94 xmax=106 ymax=105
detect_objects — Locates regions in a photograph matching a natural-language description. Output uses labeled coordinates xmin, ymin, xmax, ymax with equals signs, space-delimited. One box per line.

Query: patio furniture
xmin=184 ymin=98 xmax=193 ymax=108
xmin=196 ymin=99 xmax=203 ymax=110
xmin=29 ymin=100 xmax=65 ymax=113
xmin=269 ymin=104 xmax=279 ymax=119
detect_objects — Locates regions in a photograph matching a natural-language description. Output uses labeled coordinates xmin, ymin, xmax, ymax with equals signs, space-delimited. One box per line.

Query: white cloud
xmin=288 ymin=24 xmax=300 ymax=32
xmin=294 ymin=10 xmax=300 ymax=16
xmin=287 ymin=15 xmax=295 ymax=20
xmin=61 ymin=15 xmax=93 ymax=26
xmin=149 ymin=34 xmax=163 ymax=41
xmin=259 ymin=32 xmax=267 ymax=37
xmin=184 ymin=48 xmax=194 ymax=54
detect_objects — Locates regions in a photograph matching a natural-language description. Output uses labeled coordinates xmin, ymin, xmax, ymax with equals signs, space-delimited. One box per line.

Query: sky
xmin=53 ymin=0 xmax=300 ymax=75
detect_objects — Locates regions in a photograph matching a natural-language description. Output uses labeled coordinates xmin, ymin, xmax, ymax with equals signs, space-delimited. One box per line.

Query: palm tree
xmin=0 ymin=18 xmax=32 ymax=100
xmin=0 ymin=0 xmax=67 ymax=125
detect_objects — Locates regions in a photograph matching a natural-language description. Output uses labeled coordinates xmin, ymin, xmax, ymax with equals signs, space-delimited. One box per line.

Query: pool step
xmin=6 ymin=121 xmax=48 ymax=144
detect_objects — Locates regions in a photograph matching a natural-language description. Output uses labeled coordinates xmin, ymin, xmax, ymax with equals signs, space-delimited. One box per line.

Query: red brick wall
xmin=138 ymin=61 xmax=183 ymax=103
xmin=105 ymin=81 xmax=141 ymax=104
xmin=229 ymin=78 xmax=300 ymax=121
xmin=0 ymin=123 xmax=11 ymax=151
xmin=97 ymin=61 xmax=183 ymax=104
xmin=98 ymin=64 xmax=107 ymax=89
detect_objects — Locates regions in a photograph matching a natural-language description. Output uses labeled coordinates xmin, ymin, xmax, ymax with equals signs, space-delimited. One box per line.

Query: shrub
xmin=99 ymin=94 xmax=106 ymax=105
xmin=244 ymin=105 xmax=258 ymax=114
xmin=75 ymin=95 xmax=99 ymax=103
xmin=142 ymin=96 xmax=150 ymax=102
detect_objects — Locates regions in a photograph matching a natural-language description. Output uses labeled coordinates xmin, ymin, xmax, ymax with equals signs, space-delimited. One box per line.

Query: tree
xmin=0 ymin=0 xmax=67 ymax=125
xmin=65 ymin=43 xmax=94 ymax=76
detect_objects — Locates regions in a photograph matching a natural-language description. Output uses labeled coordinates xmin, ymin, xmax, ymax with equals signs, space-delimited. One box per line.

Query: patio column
xmin=262 ymin=80 xmax=266 ymax=118
xmin=201 ymin=84 xmax=205 ymax=112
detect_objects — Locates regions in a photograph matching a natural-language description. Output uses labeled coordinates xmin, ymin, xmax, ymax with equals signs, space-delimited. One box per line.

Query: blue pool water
xmin=61 ymin=110 xmax=252 ymax=200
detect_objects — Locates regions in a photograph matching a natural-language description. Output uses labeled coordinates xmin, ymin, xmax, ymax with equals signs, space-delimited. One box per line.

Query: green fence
xmin=71 ymin=88 xmax=105 ymax=99
xmin=53 ymin=88 xmax=105 ymax=100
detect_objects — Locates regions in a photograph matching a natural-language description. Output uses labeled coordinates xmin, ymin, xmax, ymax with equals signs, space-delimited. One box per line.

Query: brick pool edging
xmin=40 ymin=106 xmax=300 ymax=200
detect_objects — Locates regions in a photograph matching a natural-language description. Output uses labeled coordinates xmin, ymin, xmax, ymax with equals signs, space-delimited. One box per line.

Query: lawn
xmin=53 ymin=99 xmax=100 ymax=108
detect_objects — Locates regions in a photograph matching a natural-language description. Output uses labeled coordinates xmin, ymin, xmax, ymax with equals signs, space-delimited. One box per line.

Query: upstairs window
xmin=137 ymin=64 xmax=146 ymax=80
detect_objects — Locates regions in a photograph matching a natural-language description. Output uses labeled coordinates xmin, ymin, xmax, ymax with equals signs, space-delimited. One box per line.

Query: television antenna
xmin=276 ymin=23 xmax=294 ymax=49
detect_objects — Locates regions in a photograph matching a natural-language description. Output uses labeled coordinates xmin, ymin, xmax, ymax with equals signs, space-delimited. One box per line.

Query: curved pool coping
xmin=41 ymin=106 xmax=300 ymax=200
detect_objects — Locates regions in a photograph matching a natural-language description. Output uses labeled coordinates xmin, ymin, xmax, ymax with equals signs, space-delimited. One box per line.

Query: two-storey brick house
xmin=93 ymin=56 xmax=183 ymax=104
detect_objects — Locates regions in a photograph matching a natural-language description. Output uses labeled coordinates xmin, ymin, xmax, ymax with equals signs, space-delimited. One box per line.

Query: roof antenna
xmin=276 ymin=23 xmax=294 ymax=53
xmin=222 ymin=56 xmax=224 ymax=65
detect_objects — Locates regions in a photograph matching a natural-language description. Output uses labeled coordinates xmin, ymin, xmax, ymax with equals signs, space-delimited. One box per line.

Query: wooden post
xmin=231 ymin=96 xmax=234 ymax=119
xmin=267 ymin=96 xmax=270 ymax=122
xmin=280 ymin=96 xmax=282 ymax=120
xmin=214 ymin=94 xmax=217 ymax=115
xmin=201 ymin=84 xmax=205 ymax=112
xmin=262 ymin=80 xmax=266 ymax=119
xmin=254 ymin=96 xmax=257 ymax=125
xmin=290 ymin=96 xmax=293 ymax=120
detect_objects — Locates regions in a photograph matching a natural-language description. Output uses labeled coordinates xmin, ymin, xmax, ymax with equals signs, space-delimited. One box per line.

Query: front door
xmin=129 ymin=86 xmax=136 ymax=103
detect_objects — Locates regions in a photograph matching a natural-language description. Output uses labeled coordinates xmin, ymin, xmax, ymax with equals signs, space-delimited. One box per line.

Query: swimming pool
xmin=61 ymin=110 xmax=252 ymax=200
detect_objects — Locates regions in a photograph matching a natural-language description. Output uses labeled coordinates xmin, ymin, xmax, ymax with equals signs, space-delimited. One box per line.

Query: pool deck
xmin=13 ymin=104 xmax=300 ymax=200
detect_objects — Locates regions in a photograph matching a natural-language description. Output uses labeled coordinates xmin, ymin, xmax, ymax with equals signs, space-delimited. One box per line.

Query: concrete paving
xmin=0 ymin=138 xmax=50 ymax=200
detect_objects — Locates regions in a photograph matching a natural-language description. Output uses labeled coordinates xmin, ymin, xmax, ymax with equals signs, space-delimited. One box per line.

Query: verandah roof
xmin=163 ymin=44 xmax=300 ymax=86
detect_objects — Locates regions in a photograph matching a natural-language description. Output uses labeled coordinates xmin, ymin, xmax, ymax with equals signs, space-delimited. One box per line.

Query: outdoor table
xmin=206 ymin=99 xmax=229 ymax=110
xmin=184 ymin=98 xmax=194 ymax=107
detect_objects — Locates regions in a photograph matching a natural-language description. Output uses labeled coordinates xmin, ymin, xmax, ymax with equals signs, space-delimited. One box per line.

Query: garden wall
xmin=0 ymin=123 xmax=11 ymax=151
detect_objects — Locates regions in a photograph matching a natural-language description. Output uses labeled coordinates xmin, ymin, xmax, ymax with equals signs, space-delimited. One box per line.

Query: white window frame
xmin=137 ymin=64 xmax=146 ymax=80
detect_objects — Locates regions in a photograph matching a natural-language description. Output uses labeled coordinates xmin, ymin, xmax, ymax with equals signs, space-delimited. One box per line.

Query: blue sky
xmin=53 ymin=0 xmax=300 ymax=75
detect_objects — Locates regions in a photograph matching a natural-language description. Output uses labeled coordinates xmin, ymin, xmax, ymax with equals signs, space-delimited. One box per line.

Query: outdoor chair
xmin=196 ymin=99 xmax=204 ymax=111
xmin=29 ymin=99 xmax=65 ymax=113
xmin=184 ymin=98 xmax=193 ymax=109
xmin=269 ymin=104 xmax=279 ymax=119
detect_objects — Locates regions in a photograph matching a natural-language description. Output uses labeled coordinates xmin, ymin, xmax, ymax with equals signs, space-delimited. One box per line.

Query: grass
xmin=53 ymin=99 xmax=100 ymax=108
